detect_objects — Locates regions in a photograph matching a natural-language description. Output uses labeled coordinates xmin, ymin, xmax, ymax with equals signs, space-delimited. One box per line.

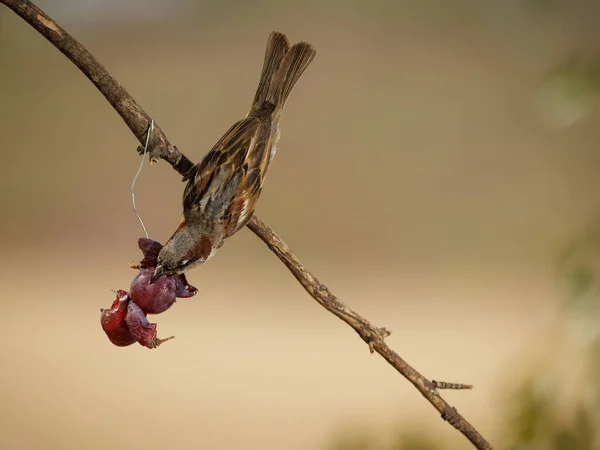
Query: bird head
xmin=152 ymin=223 xmax=213 ymax=283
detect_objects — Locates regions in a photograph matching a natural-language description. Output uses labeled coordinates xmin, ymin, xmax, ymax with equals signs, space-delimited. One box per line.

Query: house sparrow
xmin=152 ymin=31 xmax=315 ymax=282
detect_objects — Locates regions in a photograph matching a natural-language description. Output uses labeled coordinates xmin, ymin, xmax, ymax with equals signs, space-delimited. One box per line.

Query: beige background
xmin=1 ymin=1 xmax=599 ymax=449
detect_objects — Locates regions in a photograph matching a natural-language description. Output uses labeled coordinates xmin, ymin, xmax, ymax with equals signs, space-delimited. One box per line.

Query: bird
xmin=152 ymin=31 xmax=315 ymax=282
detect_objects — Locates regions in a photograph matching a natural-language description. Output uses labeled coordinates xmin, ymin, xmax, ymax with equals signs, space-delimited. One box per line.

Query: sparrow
xmin=152 ymin=31 xmax=315 ymax=282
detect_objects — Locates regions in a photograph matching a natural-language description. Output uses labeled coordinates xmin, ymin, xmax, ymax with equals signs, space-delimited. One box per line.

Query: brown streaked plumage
xmin=153 ymin=32 xmax=315 ymax=281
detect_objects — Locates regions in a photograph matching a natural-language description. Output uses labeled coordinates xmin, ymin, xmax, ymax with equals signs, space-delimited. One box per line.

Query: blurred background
xmin=1 ymin=0 xmax=600 ymax=449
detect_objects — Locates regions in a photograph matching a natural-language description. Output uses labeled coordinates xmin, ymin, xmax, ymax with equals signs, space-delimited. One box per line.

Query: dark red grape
xmin=125 ymin=301 xmax=173 ymax=349
xmin=174 ymin=273 xmax=198 ymax=298
xmin=130 ymin=266 xmax=178 ymax=314
xmin=137 ymin=238 xmax=163 ymax=268
xmin=100 ymin=290 xmax=136 ymax=347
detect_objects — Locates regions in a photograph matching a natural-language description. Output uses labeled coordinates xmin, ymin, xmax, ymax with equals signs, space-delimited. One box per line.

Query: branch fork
xmin=364 ymin=326 xmax=391 ymax=354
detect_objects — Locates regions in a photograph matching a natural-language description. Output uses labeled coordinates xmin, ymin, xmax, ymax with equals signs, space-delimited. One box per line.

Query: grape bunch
xmin=100 ymin=238 xmax=197 ymax=349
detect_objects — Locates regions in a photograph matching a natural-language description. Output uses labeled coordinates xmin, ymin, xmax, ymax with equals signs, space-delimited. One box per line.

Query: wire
xmin=131 ymin=120 xmax=154 ymax=239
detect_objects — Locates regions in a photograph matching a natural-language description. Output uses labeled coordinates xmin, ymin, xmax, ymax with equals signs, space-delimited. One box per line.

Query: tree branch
xmin=1 ymin=1 xmax=493 ymax=449
xmin=2 ymin=0 xmax=193 ymax=175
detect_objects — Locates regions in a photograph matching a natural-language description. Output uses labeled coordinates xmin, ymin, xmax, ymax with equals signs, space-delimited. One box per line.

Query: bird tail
xmin=250 ymin=32 xmax=316 ymax=120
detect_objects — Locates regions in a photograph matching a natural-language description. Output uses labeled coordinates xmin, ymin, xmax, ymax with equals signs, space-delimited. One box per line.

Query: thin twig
xmin=0 ymin=1 xmax=493 ymax=449
xmin=432 ymin=380 xmax=474 ymax=390
xmin=246 ymin=217 xmax=488 ymax=446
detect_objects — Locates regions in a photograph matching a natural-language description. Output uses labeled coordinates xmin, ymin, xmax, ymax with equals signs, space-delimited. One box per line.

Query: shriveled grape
xmin=125 ymin=301 xmax=173 ymax=349
xmin=100 ymin=290 xmax=136 ymax=347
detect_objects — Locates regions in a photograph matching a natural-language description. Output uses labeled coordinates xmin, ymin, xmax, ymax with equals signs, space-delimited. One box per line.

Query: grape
xmin=137 ymin=237 xmax=163 ymax=268
xmin=100 ymin=291 xmax=173 ymax=349
xmin=130 ymin=267 xmax=177 ymax=314
xmin=100 ymin=290 xmax=136 ymax=347
xmin=125 ymin=301 xmax=173 ymax=349
xmin=174 ymin=273 xmax=198 ymax=298
xmin=100 ymin=237 xmax=197 ymax=349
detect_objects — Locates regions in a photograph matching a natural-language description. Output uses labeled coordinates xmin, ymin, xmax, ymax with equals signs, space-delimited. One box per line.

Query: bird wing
xmin=182 ymin=115 xmax=273 ymax=237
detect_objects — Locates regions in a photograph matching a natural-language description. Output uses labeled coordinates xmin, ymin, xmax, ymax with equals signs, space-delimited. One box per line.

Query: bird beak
xmin=151 ymin=265 xmax=167 ymax=284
